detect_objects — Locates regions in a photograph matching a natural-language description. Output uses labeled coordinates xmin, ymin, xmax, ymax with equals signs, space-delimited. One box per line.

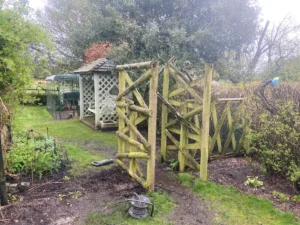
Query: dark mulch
xmin=1 ymin=167 xmax=144 ymax=225
xmin=208 ymin=157 xmax=300 ymax=217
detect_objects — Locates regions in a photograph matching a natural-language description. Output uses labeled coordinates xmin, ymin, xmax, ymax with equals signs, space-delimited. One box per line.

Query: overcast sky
xmin=29 ymin=0 xmax=300 ymax=24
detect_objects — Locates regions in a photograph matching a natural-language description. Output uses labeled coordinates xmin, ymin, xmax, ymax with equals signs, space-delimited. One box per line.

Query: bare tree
xmin=249 ymin=15 xmax=300 ymax=74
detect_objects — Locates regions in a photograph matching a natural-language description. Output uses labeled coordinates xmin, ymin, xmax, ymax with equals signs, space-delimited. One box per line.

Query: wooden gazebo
xmin=74 ymin=58 xmax=118 ymax=129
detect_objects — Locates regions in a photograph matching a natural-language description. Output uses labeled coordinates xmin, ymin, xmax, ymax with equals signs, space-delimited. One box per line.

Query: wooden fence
xmin=116 ymin=61 xmax=250 ymax=190
xmin=115 ymin=61 xmax=159 ymax=192
xmin=160 ymin=63 xmax=250 ymax=180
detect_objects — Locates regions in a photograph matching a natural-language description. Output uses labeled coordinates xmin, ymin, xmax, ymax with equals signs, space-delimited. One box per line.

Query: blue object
xmin=271 ymin=77 xmax=279 ymax=86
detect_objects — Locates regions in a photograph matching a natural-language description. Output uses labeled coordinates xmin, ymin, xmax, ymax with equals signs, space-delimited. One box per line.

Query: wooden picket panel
xmin=116 ymin=61 xmax=159 ymax=192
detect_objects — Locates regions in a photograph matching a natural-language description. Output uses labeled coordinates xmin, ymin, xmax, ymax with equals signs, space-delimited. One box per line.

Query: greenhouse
xmin=45 ymin=74 xmax=80 ymax=120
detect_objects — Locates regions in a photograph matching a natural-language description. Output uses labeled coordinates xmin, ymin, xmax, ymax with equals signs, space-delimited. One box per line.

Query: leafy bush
xmin=247 ymin=101 xmax=300 ymax=188
xmin=6 ymin=133 xmax=66 ymax=178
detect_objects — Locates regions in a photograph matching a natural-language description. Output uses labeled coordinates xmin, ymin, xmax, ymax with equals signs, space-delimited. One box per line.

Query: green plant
xmin=292 ymin=195 xmax=300 ymax=203
xmin=6 ymin=133 xmax=65 ymax=178
xmin=247 ymin=101 xmax=300 ymax=188
xmin=245 ymin=176 xmax=263 ymax=189
xmin=178 ymin=172 xmax=195 ymax=186
xmin=272 ymin=191 xmax=290 ymax=203
xmin=58 ymin=191 xmax=81 ymax=200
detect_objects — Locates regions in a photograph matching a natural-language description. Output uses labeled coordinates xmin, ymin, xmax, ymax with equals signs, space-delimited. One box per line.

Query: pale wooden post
xmin=179 ymin=103 xmax=187 ymax=172
xmin=147 ymin=63 xmax=159 ymax=192
xmin=200 ymin=64 xmax=213 ymax=181
xmin=160 ymin=64 xmax=169 ymax=162
xmin=118 ymin=71 xmax=126 ymax=155
xmin=129 ymin=111 xmax=138 ymax=173
xmin=79 ymin=75 xmax=84 ymax=119
xmin=94 ymin=74 xmax=101 ymax=128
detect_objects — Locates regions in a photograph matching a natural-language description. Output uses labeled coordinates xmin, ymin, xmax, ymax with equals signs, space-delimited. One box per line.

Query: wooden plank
xmin=116 ymin=159 xmax=148 ymax=189
xmin=168 ymin=76 xmax=205 ymax=98
xmin=116 ymin=131 xmax=147 ymax=152
xmin=116 ymin=61 xmax=154 ymax=70
xmin=168 ymin=128 xmax=200 ymax=141
xmin=168 ymin=87 xmax=186 ymax=98
xmin=166 ymin=145 xmax=178 ymax=150
xmin=129 ymin=105 xmax=150 ymax=116
xmin=117 ymin=108 xmax=150 ymax=150
xmin=237 ymin=117 xmax=247 ymax=153
xmin=169 ymin=99 xmax=181 ymax=107
xmin=165 ymin=130 xmax=200 ymax=170
xmin=147 ymin=62 xmax=159 ymax=192
xmin=179 ymin=104 xmax=187 ymax=172
xmin=165 ymin=130 xmax=180 ymax=147
xmin=124 ymin=72 xmax=148 ymax=108
xmin=218 ymin=98 xmax=245 ymax=102
xmin=121 ymin=115 xmax=147 ymax=133
xmin=185 ymin=143 xmax=201 ymax=150
xmin=116 ymin=152 xmax=149 ymax=159
xmin=227 ymin=103 xmax=236 ymax=151
xmin=200 ymin=64 xmax=213 ymax=181
xmin=117 ymin=69 xmax=153 ymax=101
xmin=161 ymin=65 xmax=170 ymax=162
xmin=223 ymin=104 xmax=243 ymax=154
xmin=118 ymin=71 xmax=126 ymax=156
xmin=169 ymin=65 xmax=203 ymax=104
xmin=210 ymin=104 xmax=223 ymax=154
xmin=130 ymin=112 xmax=138 ymax=172
xmin=191 ymin=114 xmax=201 ymax=157
xmin=166 ymin=106 xmax=203 ymax=128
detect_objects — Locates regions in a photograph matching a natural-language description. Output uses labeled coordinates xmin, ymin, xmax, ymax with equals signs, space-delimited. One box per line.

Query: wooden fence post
xmin=129 ymin=111 xmax=138 ymax=173
xmin=161 ymin=64 xmax=169 ymax=162
xmin=147 ymin=63 xmax=159 ymax=192
xmin=118 ymin=71 xmax=126 ymax=156
xmin=200 ymin=64 xmax=213 ymax=181
xmin=179 ymin=103 xmax=187 ymax=172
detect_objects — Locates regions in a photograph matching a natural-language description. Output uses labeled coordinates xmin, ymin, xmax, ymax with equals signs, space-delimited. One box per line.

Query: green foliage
xmin=272 ymin=191 xmax=290 ymax=203
xmin=244 ymin=176 xmax=263 ymax=189
xmin=247 ymin=102 xmax=300 ymax=188
xmin=13 ymin=106 xmax=118 ymax=176
xmin=44 ymin=0 xmax=260 ymax=68
xmin=0 ymin=3 xmax=52 ymax=105
xmin=6 ymin=133 xmax=65 ymax=178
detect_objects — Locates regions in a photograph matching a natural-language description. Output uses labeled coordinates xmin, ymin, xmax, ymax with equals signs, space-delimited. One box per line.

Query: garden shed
xmin=74 ymin=58 xmax=117 ymax=129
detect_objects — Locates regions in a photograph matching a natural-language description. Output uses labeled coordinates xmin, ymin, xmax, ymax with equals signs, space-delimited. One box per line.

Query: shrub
xmin=6 ymin=133 xmax=66 ymax=178
xmin=247 ymin=101 xmax=300 ymax=188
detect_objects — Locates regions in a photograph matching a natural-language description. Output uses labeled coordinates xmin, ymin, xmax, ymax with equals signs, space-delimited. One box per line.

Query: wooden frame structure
xmin=160 ymin=63 xmax=250 ymax=180
xmin=115 ymin=61 xmax=159 ymax=192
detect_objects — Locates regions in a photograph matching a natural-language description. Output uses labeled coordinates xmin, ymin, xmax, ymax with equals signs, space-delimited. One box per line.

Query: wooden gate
xmin=160 ymin=63 xmax=250 ymax=180
xmin=115 ymin=61 xmax=159 ymax=192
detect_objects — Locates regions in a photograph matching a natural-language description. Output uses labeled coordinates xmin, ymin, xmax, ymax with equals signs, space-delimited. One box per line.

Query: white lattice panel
xmin=83 ymin=75 xmax=94 ymax=116
xmin=97 ymin=74 xmax=118 ymax=122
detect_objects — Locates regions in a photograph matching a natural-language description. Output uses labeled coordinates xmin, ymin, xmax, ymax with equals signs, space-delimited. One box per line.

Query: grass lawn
xmin=178 ymin=173 xmax=300 ymax=225
xmin=85 ymin=191 xmax=175 ymax=225
xmin=13 ymin=106 xmax=118 ymax=175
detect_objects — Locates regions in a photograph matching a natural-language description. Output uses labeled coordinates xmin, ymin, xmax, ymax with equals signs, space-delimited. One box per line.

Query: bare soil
xmin=208 ymin=157 xmax=300 ymax=217
xmin=2 ymin=150 xmax=299 ymax=224
xmin=1 ymin=162 xmax=213 ymax=225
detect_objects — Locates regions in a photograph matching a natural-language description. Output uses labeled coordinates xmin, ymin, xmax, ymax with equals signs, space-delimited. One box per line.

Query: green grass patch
xmin=13 ymin=106 xmax=118 ymax=176
xmin=177 ymin=173 xmax=299 ymax=225
xmin=85 ymin=191 xmax=175 ymax=225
